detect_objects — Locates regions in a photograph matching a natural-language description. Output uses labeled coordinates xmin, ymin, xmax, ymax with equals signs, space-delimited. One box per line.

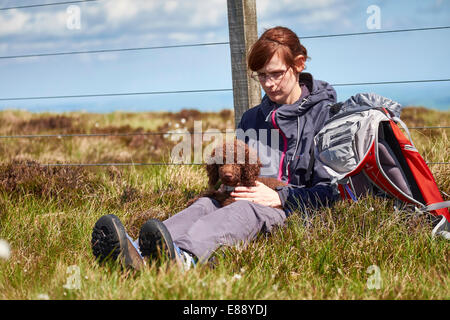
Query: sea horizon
xmin=0 ymin=103 xmax=449 ymax=114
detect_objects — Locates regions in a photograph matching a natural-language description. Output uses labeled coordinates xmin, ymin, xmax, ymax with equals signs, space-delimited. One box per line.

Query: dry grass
xmin=0 ymin=106 xmax=448 ymax=300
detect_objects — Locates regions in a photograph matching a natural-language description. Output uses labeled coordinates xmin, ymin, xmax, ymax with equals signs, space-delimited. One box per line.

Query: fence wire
xmin=0 ymin=0 xmax=101 ymax=11
xmin=7 ymin=161 xmax=448 ymax=167
xmin=0 ymin=126 xmax=448 ymax=166
xmin=0 ymin=8 xmax=448 ymax=166
xmin=0 ymin=126 xmax=448 ymax=140
xmin=1 ymin=26 xmax=449 ymax=60
xmin=0 ymin=79 xmax=448 ymax=102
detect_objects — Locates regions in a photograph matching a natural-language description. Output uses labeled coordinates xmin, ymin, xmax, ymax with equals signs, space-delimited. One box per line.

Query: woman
xmin=91 ymin=26 xmax=340 ymax=270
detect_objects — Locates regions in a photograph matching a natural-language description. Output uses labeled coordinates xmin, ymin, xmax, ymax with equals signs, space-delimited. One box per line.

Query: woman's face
xmin=256 ymin=51 xmax=304 ymax=105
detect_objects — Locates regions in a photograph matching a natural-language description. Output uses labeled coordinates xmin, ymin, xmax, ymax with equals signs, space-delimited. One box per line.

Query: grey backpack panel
xmin=378 ymin=140 xmax=412 ymax=198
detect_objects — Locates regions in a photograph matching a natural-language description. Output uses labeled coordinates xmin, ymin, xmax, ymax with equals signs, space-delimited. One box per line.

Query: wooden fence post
xmin=227 ymin=0 xmax=261 ymax=128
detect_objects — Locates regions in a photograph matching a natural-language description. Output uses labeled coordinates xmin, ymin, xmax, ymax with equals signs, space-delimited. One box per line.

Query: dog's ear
xmin=241 ymin=144 xmax=262 ymax=186
xmin=206 ymin=163 xmax=219 ymax=188
xmin=242 ymin=162 xmax=261 ymax=186
xmin=206 ymin=148 xmax=220 ymax=189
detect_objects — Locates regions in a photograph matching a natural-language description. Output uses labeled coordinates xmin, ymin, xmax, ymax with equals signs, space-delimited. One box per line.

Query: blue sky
xmin=0 ymin=0 xmax=449 ymax=113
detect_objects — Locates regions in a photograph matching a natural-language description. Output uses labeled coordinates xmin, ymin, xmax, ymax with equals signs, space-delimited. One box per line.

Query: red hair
xmin=247 ymin=26 xmax=309 ymax=72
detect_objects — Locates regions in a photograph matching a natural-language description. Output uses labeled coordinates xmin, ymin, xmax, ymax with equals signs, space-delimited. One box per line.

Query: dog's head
xmin=206 ymin=139 xmax=261 ymax=188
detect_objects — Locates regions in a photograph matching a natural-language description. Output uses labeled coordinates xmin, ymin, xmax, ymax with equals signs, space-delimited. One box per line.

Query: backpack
xmin=313 ymin=93 xmax=450 ymax=233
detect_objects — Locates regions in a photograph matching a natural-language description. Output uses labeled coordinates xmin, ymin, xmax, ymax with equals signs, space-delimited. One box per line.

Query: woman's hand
xmin=230 ymin=181 xmax=283 ymax=208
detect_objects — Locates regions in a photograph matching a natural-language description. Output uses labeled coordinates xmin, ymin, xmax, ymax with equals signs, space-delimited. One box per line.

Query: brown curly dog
xmin=187 ymin=139 xmax=287 ymax=207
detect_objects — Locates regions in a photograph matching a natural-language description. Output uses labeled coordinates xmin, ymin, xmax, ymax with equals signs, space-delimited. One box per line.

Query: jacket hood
xmin=260 ymin=72 xmax=337 ymax=120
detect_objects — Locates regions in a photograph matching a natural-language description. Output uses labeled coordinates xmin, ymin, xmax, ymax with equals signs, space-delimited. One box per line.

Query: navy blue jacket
xmin=237 ymin=73 xmax=340 ymax=215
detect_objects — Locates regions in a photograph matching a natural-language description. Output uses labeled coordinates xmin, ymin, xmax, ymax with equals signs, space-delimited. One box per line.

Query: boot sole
xmin=91 ymin=214 xmax=143 ymax=269
xmin=138 ymin=219 xmax=176 ymax=260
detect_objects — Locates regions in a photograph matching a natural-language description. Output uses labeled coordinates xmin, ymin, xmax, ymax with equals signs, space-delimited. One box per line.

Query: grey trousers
xmin=163 ymin=197 xmax=287 ymax=263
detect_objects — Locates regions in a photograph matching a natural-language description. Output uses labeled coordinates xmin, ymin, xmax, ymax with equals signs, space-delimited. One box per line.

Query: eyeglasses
xmin=251 ymin=68 xmax=289 ymax=83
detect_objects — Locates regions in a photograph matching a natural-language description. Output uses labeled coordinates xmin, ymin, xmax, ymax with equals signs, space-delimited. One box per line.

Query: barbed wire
xmin=1 ymin=26 xmax=449 ymax=61
xmin=1 ymin=127 xmax=446 ymax=165
xmin=332 ymin=79 xmax=450 ymax=87
xmin=0 ymin=4 xmax=446 ymax=167
xmin=4 ymin=161 xmax=447 ymax=167
xmin=0 ymin=42 xmax=230 ymax=60
xmin=300 ymin=26 xmax=450 ymax=39
xmin=0 ymin=79 xmax=449 ymax=102
xmin=39 ymin=162 xmax=203 ymax=167
xmin=0 ymin=132 xmax=448 ymax=166
xmin=0 ymin=0 xmax=101 ymax=11
xmin=0 ymin=126 xmax=448 ymax=140
xmin=409 ymin=126 xmax=450 ymax=129
xmin=0 ymin=131 xmax=223 ymax=139
xmin=0 ymin=88 xmax=233 ymax=102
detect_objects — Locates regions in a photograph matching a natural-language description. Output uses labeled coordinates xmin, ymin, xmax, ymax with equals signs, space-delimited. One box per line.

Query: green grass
xmin=0 ymin=107 xmax=448 ymax=300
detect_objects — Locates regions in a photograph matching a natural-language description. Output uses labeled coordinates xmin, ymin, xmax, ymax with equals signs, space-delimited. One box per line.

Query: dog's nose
xmin=223 ymin=172 xmax=233 ymax=179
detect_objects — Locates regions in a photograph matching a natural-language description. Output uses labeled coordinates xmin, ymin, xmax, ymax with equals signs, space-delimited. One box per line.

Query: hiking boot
xmin=91 ymin=214 xmax=144 ymax=270
xmin=431 ymin=216 xmax=450 ymax=240
xmin=138 ymin=219 xmax=176 ymax=260
xmin=139 ymin=219 xmax=198 ymax=270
